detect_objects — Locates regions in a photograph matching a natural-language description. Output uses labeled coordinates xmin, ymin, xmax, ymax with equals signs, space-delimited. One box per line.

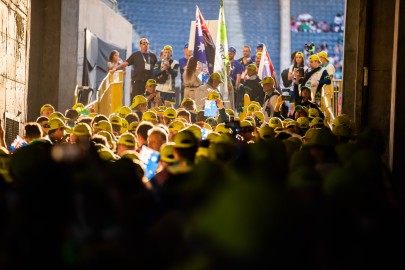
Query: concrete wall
xmin=27 ymin=0 xmax=132 ymax=122
xmin=74 ymin=0 xmax=132 ymax=108
xmin=0 ymin=0 xmax=30 ymax=123
xmin=343 ymin=0 xmax=405 ymax=190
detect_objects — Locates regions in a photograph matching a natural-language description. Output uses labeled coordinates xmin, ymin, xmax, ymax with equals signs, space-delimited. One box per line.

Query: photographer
xmin=143 ymin=79 xmax=163 ymax=108
xmin=288 ymin=52 xmax=308 ymax=91
xmin=153 ymin=45 xmax=179 ymax=106
xmin=287 ymin=51 xmax=308 ymax=114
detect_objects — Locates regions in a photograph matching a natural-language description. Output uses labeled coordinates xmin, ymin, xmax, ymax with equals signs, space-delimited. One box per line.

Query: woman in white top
xmin=288 ymin=51 xmax=308 ymax=85
xmin=106 ymin=50 xmax=123 ymax=71
xmin=182 ymin=56 xmax=202 ymax=102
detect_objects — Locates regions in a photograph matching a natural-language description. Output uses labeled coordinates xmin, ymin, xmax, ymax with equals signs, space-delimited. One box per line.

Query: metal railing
xmin=321 ymin=78 xmax=342 ymax=128
xmin=74 ymin=71 xmax=124 ymax=116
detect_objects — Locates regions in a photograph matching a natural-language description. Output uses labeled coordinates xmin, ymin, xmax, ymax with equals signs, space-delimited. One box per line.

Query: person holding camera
xmin=153 ymin=45 xmax=179 ymax=107
xmin=235 ymin=64 xmax=264 ymax=113
xmin=288 ymin=51 xmax=308 ymax=88
xmin=143 ymin=79 xmax=163 ymax=108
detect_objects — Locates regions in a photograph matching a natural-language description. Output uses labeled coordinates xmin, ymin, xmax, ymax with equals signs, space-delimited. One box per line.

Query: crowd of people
xmin=291 ymin=12 xmax=345 ymax=33
xmin=0 ymin=36 xmax=404 ymax=269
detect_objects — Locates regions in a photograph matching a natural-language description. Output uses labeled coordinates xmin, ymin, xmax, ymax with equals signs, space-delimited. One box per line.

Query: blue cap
xmin=184 ymin=43 xmax=189 ymax=49
xmin=228 ymin=47 xmax=236 ymax=53
xmin=257 ymin=43 xmax=264 ymax=48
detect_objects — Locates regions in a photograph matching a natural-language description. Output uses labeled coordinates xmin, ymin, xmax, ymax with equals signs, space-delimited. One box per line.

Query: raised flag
xmin=193 ymin=5 xmax=216 ymax=74
xmin=214 ymin=0 xmax=230 ymax=107
xmin=258 ymin=44 xmax=280 ymax=90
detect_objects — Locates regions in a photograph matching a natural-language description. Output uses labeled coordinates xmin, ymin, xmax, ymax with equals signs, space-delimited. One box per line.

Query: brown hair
xmin=184 ymin=56 xmax=198 ymax=81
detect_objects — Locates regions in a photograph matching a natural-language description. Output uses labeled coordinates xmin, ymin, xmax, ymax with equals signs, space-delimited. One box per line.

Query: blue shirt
xmin=230 ymin=60 xmax=243 ymax=85
xmin=178 ymin=57 xmax=189 ymax=85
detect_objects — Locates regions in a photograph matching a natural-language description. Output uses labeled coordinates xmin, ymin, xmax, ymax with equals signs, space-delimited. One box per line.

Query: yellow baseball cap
xmin=181 ymin=97 xmax=194 ymax=106
xmin=130 ymin=95 xmax=147 ymax=109
xmin=246 ymin=64 xmax=257 ymax=71
xmin=97 ymin=130 xmax=116 ymax=149
xmin=182 ymin=124 xmax=202 ymax=139
xmin=297 ymin=116 xmax=310 ymax=129
xmin=258 ymin=125 xmax=275 ymax=140
xmin=117 ymin=106 xmax=132 ymax=118
xmin=309 ymin=54 xmax=321 ymax=62
xmin=318 ymin=51 xmax=329 ymax=61
xmin=253 ymin=111 xmax=264 ymax=124
xmin=127 ymin=121 xmax=139 ymax=133
xmin=98 ymin=148 xmax=119 ymax=161
xmin=207 ymin=91 xmax=221 ymax=101
xmin=172 ymin=130 xmax=198 ymax=148
xmin=309 ymin=117 xmax=325 ymax=128
xmin=259 ymin=76 xmax=274 ymax=85
xmin=209 ymin=72 xmax=223 ymax=83
xmin=120 ymin=150 xmax=141 ymax=161
xmin=48 ymin=118 xmax=72 ymax=132
xmin=214 ymin=123 xmax=231 ymax=134
xmin=308 ymin=108 xmax=320 ymax=118
xmin=160 ymin=142 xmax=175 ymax=163
xmin=120 ymin=118 xmax=128 ymax=133
xmin=40 ymin=104 xmax=55 ymax=114
xmin=247 ymin=103 xmax=261 ymax=112
xmin=146 ymin=79 xmax=157 ymax=87
xmin=49 ymin=111 xmax=69 ymax=121
xmin=163 ymin=107 xmax=177 ymax=119
xmin=295 ymin=52 xmax=304 ymax=58
xmin=142 ymin=111 xmax=158 ymax=122
xmin=163 ymin=45 xmax=173 ymax=52
xmin=168 ymin=120 xmax=186 ymax=132
xmin=93 ymin=120 xmax=113 ymax=133
xmin=109 ymin=115 xmax=122 ymax=126
xmin=72 ymin=123 xmax=92 ymax=136
xmin=243 ymin=116 xmax=256 ymax=126
xmin=268 ymin=117 xmax=283 ymax=129
xmin=72 ymin=102 xmax=85 ymax=111
xmin=118 ymin=132 xmax=136 ymax=147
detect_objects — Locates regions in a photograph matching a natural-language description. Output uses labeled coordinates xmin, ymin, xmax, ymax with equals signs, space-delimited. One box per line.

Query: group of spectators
xmin=291 ymin=12 xmax=345 ymax=33
xmin=0 ymin=60 xmax=404 ymax=267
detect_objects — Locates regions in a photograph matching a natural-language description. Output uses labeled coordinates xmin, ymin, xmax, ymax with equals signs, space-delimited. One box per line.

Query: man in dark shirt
xmin=110 ymin=38 xmax=158 ymax=102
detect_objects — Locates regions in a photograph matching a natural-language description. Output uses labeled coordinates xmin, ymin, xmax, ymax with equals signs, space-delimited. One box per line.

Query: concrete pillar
xmin=279 ymin=0 xmax=291 ymax=74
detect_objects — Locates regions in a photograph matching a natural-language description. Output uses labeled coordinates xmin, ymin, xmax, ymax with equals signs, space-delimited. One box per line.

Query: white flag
xmin=214 ymin=0 xmax=230 ymax=107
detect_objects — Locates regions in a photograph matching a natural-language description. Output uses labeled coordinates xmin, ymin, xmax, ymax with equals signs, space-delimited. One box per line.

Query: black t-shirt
xmin=126 ymin=51 xmax=158 ymax=81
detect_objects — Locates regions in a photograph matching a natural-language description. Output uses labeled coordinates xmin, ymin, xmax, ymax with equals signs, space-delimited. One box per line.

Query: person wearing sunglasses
xmin=110 ymin=38 xmax=158 ymax=102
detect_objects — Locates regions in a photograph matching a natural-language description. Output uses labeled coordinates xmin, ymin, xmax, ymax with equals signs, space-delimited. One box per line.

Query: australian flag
xmin=194 ymin=5 xmax=215 ymax=74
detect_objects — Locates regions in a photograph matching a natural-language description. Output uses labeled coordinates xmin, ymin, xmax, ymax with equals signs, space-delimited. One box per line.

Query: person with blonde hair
xmin=153 ymin=45 xmax=179 ymax=106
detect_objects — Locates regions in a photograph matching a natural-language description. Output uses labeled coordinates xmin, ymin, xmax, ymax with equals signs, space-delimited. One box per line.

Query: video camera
xmin=304 ymin=42 xmax=316 ymax=55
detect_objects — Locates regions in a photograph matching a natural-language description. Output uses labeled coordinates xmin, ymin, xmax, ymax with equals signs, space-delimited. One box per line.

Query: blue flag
xmin=194 ymin=6 xmax=207 ymax=65
xmin=194 ymin=5 xmax=215 ymax=74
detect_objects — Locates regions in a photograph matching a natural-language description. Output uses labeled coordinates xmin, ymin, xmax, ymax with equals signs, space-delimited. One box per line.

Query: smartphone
xmin=204 ymin=100 xmax=217 ymax=117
